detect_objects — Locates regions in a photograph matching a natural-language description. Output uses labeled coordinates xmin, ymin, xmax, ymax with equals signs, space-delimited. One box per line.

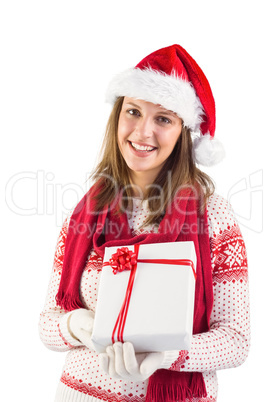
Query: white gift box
xmin=91 ymin=241 xmax=196 ymax=353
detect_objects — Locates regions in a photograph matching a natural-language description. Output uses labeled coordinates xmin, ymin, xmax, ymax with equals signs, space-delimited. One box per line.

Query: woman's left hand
xmin=99 ymin=342 xmax=165 ymax=381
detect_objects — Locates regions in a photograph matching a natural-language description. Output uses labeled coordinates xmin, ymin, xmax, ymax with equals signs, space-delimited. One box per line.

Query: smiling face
xmin=117 ymin=97 xmax=183 ymax=192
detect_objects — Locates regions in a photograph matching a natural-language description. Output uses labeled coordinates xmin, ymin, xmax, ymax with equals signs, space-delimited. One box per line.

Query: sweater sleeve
xmin=39 ymin=211 xmax=84 ymax=352
xmin=169 ymin=194 xmax=250 ymax=372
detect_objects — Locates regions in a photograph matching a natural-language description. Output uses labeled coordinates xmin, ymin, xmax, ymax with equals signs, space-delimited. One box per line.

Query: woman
xmin=39 ymin=44 xmax=250 ymax=402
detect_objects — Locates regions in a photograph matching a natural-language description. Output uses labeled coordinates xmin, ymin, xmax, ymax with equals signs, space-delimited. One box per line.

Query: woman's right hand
xmin=67 ymin=308 xmax=95 ymax=350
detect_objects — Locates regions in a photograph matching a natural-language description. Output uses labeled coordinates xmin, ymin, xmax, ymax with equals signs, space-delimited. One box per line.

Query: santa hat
xmin=106 ymin=44 xmax=225 ymax=166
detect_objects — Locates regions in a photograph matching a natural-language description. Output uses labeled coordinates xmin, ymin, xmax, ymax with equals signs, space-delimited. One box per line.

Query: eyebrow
xmin=125 ymin=102 xmax=142 ymax=109
xmin=157 ymin=109 xmax=177 ymax=117
xmin=125 ymin=102 xmax=176 ymax=117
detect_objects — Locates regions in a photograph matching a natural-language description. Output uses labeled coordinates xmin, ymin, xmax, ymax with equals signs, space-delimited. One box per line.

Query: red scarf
xmin=56 ymin=184 xmax=213 ymax=401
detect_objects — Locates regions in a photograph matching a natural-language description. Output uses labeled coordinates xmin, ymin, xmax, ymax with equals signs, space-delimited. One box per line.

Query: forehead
xmin=123 ymin=97 xmax=178 ymax=116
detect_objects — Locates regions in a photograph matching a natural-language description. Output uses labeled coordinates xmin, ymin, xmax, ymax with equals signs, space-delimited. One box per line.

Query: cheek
xmin=118 ymin=115 xmax=136 ymax=140
xmin=171 ymin=125 xmax=182 ymax=146
xmin=117 ymin=123 xmax=127 ymax=145
xmin=160 ymin=129 xmax=181 ymax=153
xmin=117 ymin=121 xmax=126 ymax=148
xmin=117 ymin=121 xmax=130 ymax=153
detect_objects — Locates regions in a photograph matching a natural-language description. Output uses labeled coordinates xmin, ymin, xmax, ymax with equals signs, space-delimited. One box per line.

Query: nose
xmin=134 ymin=116 xmax=154 ymax=139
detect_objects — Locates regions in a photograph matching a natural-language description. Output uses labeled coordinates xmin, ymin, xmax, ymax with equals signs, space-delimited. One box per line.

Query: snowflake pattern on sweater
xmin=39 ymin=194 xmax=250 ymax=402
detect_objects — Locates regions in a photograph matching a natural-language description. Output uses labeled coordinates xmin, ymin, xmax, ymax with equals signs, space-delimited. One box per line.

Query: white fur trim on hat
xmin=106 ymin=68 xmax=205 ymax=132
xmin=193 ymin=133 xmax=225 ymax=166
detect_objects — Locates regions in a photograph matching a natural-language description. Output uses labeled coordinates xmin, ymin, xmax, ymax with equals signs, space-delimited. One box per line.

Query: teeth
xmin=131 ymin=142 xmax=155 ymax=151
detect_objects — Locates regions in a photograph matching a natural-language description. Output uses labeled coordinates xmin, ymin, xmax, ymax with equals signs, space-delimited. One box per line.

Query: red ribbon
xmin=103 ymin=245 xmax=196 ymax=344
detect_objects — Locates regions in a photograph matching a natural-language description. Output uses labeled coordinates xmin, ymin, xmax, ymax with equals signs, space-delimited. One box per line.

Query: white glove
xmin=67 ymin=308 xmax=95 ymax=350
xmin=99 ymin=342 xmax=165 ymax=381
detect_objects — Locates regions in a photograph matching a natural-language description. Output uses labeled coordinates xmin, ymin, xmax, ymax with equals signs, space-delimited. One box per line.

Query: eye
xmin=157 ymin=116 xmax=171 ymax=124
xmin=127 ymin=108 xmax=141 ymax=116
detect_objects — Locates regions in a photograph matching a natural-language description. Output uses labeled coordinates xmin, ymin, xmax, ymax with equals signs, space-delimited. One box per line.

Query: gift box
xmin=91 ymin=241 xmax=196 ymax=353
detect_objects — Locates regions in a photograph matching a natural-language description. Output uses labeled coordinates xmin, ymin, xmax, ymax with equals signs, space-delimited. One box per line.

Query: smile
xmin=129 ymin=141 xmax=157 ymax=152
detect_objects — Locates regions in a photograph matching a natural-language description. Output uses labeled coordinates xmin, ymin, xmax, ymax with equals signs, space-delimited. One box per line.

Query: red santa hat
xmin=106 ymin=44 xmax=225 ymax=166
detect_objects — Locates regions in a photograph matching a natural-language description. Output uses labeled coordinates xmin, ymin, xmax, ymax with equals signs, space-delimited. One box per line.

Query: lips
xmin=128 ymin=141 xmax=157 ymax=153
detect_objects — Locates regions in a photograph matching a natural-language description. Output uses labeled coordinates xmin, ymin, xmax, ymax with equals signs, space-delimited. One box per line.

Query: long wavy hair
xmin=90 ymin=97 xmax=214 ymax=226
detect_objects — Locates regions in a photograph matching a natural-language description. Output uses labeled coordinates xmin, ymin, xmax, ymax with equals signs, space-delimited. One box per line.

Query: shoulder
xmin=206 ymin=194 xmax=248 ymax=277
xmin=60 ymin=184 xmax=97 ymax=231
xmin=56 ymin=207 xmax=76 ymax=242
xmin=206 ymin=192 xmax=238 ymax=238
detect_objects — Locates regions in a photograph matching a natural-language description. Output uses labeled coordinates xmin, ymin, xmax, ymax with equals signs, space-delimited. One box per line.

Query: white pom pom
xmin=193 ymin=133 xmax=225 ymax=166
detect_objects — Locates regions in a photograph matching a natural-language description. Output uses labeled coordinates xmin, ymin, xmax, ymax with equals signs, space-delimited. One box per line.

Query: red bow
xmin=108 ymin=247 xmax=137 ymax=274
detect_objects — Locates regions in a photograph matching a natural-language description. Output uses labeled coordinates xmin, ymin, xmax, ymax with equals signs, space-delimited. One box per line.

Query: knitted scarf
xmin=56 ymin=184 xmax=214 ymax=402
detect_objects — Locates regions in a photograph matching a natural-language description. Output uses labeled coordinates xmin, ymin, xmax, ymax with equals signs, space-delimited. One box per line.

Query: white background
xmin=1 ymin=1 xmax=267 ymax=401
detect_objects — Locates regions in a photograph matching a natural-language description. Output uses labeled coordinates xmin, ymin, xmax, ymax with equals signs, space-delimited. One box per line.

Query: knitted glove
xmin=67 ymin=308 xmax=95 ymax=350
xmin=99 ymin=342 xmax=166 ymax=381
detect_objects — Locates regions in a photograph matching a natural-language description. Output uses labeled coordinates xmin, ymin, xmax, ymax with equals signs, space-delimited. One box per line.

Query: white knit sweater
xmin=39 ymin=193 xmax=250 ymax=402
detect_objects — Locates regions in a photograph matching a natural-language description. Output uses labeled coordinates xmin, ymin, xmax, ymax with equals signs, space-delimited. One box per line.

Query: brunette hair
xmin=90 ymin=97 xmax=214 ymax=226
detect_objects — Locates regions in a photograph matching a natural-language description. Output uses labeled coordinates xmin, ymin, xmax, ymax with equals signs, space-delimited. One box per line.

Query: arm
xmin=170 ymin=195 xmax=250 ymax=372
xmin=38 ymin=211 xmax=85 ymax=352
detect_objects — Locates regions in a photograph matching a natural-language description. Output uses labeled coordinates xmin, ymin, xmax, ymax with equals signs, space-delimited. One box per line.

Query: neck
xmin=129 ymin=171 xmax=158 ymax=198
